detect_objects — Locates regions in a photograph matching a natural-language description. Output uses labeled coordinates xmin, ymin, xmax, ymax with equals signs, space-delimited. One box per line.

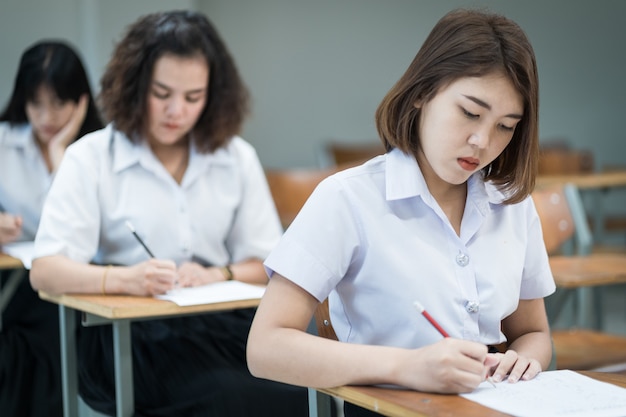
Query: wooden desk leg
xmin=59 ymin=305 xmax=79 ymax=417
xmin=112 ymin=320 xmax=134 ymax=417
xmin=308 ymin=387 xmax=333 ymax=417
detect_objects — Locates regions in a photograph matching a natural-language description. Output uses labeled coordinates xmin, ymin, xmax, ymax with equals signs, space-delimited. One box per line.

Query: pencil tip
xmin=413 ymin=301 xmax=424 ymax=313
xmin=125 ymin=220 xmax=134 ymax=232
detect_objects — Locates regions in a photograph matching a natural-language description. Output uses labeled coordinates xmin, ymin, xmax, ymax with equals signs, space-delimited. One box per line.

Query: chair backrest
xmin=325 ymin=141 xmax=385 ymax=167
xmin=314 ymin=298 xmax=338 ymax=341
xmin=531 ymin=183 xmax=593 ymax=256
xmin=265 ymin=167 xmax=337 ymax=228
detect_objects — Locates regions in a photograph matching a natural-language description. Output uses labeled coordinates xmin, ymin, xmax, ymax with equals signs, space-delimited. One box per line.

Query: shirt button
xmin=456 ymin=252 xmax=470 ymax=267
xmin=465 ymin=300 xmax=480 ymax=313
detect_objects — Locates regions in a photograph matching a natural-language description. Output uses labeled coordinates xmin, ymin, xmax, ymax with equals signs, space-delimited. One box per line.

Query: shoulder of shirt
xmin=0 ymin=121 xmax=31 ymax=147
xmin=65 ymin=124 xmax=115 ymax=154
xmin=218 ymin=135 xmax=260 ymax=162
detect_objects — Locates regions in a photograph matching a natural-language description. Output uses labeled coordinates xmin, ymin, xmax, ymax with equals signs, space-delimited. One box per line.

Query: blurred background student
xmin=30 ymin=11 xmax=308 ymax=416
xmin=0 ymin=40 xmax=102 ymax=417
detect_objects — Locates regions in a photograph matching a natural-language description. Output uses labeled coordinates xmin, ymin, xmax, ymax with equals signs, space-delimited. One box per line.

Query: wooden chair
xmin=265 ymin=167 xmax=337 ymax=229
xmin=324 ymin=141 xmax=385 ymax=167
xmin=532 ymin=183 xmax=626 ymax=370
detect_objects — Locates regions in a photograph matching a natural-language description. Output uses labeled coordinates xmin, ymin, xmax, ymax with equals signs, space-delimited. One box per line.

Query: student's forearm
xmin=30 ymin=255 xmax=104 ymax=295
xmin=248 ymin=327 xmax=406 ymax=389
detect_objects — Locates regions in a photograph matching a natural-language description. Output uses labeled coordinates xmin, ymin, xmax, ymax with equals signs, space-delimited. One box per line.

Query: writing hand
xmin=401 ymin=338 xmax=492 ymax=393
xmin=125 ymin=258 xmax=177 ymax=295
xmin=0 ymin=213 xmax=23 ymax=245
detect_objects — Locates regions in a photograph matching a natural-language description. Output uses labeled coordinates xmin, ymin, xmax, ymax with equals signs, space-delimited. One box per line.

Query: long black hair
xmin=0 ymin=40 xmax=103 ymax=139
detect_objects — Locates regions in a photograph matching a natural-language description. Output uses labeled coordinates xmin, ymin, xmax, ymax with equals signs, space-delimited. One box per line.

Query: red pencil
xmin=414 ymin=301 xmax=496 ymax=387
xmin=413 ymin=301 xmax=450 ymax=337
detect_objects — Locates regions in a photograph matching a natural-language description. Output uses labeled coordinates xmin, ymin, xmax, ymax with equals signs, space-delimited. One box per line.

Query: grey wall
xmin=2 ymin=0 xmax=626 ymax=216
xmin=200 ymin=0 xmax=626 ymax=171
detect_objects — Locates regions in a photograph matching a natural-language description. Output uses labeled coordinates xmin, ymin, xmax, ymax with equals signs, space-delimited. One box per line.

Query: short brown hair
xmin=375 ymin=9 xmax=539 ymax=204
xmin=99 ymin=10 xmax=249 ymax=152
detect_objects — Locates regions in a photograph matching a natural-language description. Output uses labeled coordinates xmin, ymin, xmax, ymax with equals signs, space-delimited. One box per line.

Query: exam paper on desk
xmin=156 ymin=280 xmax=266 ymax=306
xmin=461 ymin=369 xmax=626 ymax=417
xmin=2 ymin=241 xmax=34 ymax=269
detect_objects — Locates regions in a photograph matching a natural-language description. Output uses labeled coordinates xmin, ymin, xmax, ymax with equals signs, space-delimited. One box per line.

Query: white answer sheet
xmin=461 ymin=370 xmax=626 ymax=417
xmin=156 ymin=280 xmax=265 ymax=306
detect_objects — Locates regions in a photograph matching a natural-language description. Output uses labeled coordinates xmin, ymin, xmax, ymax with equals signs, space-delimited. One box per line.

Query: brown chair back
xmin=314 ymin=298 xmax=338 ymax=341
xmin=265 ymin=167 xmax=337 ymax=228
xmin=531 ymin=185 xmax=576 ymax=255
xmin=326 ymin=141 xmax=385 ymax=166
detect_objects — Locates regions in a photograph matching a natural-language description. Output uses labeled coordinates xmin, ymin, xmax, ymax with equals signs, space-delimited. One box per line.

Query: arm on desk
xmin=30 ymin=255 xmax=177 ymax=296
xmin=247 ymin=274 xmax=494 ymax=394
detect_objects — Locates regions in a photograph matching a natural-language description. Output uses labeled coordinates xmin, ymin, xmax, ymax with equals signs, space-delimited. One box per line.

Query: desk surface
xmin=39 ymin=291 xmax=261 ymax=320
xmin=319 ymin=371 xmax=626 ymax=417
xmin=537 ymin=170 xmax=626 ymax=189
xmin=0 ymin=253 xmax=23 ymax=270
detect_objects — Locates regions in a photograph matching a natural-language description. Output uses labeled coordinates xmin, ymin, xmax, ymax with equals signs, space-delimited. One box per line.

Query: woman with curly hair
xmin=30 ymin=10 xmax=307 ymax=417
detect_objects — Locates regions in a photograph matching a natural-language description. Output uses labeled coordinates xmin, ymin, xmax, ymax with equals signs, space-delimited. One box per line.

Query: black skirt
xmin=77 ymin=307 xmax=310 ymax=417
xmin=0 ymin=271 xmax=63 ymax=417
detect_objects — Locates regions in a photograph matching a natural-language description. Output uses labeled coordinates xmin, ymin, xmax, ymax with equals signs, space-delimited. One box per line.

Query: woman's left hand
xmin=177 ymin=262 xmax=226 ymax=287
xmin=488 ymin=350 xmax=542 ymax=383
xmin=48 ymin=94 xmax=89 ymax=171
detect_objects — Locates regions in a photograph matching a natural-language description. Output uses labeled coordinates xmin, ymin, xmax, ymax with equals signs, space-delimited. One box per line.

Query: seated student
xmin=247 ymin=8 xmax=555 ymax=417
xmin=30 ymin=10 xmax=308 ymax=417
xmin=0 ymin=40 xmax=102 ymax=417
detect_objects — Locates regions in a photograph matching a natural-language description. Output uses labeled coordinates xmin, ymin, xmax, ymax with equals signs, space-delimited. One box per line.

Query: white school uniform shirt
xmin=265 ymin=148 xmax=555 ymax=347
xmin=0 ymin=122 xmax=53 ymax=241
xmin=34 ymin=124 xmax=282 ymax=267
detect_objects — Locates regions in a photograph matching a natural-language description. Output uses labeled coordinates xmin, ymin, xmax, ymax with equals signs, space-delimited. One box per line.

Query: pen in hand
xmin=413 ymin=301 xmax=496 ymax=388
xmin=125 ymin=221 xmax=155 ymax=258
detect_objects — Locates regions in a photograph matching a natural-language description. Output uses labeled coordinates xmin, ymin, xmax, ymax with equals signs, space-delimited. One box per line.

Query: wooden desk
xmin=537 ymin=170 xmax=626 ymax=190
xmin=39 ymin=291 xmax=262 ymax=417
xmin=0 ymin=253 xmax=26 ymax=332
xmin=312 ymin=371 xmax=626 ymax=417
xmin=0 ymin=253 xmax=24 ymax=269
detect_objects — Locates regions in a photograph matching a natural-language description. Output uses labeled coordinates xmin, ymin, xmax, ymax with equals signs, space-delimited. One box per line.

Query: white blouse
xmin=265 ymin=148 xmax=555 ymax=347
xmin=0 ymin=122 xmax=52 ymax=241
xmin=35 ymin=124 xmax=282 ymax=267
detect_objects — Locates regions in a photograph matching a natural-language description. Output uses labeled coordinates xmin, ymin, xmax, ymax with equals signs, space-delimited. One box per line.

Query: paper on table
xmin=2 ymin=241 xmax=34 ymax=269
xmin=461 ymin=370 xmax=626 ymax=417
xmin=156 ymin=280 xmax=265 ymax=306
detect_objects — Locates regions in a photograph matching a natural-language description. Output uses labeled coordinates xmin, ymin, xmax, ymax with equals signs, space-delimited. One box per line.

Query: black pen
xmin=125 ymin=221 xmax=155 ymax=258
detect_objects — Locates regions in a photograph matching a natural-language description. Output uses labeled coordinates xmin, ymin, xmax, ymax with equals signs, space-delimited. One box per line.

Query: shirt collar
xmin=110 ymin=124 xmax=235 ymax=178
xmin=384 ymin=147 xmax=507 ymax=208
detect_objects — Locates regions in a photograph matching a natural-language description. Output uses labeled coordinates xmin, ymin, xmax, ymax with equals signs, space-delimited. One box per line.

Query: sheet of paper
xmin=156 ymin=280 xmax=265 ymax=306
xmin=461 ymin=369 xmax=626 ymax=417
xmin=2 ymin=241 xmax=34 ymax=269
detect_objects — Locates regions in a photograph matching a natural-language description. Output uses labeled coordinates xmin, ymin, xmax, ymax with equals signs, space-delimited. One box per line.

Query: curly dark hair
xmin=0 ymin=40 xmax=103 ymax=139
xmin=376 ymin=9 xmax=539 ymax=204
xmin=99 ymin=10 xmax=249 ymax=152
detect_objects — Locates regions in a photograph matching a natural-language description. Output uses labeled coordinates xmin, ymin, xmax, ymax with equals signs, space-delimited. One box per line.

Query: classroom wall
xmin=2 ymin=0 xmax=626 ymax=215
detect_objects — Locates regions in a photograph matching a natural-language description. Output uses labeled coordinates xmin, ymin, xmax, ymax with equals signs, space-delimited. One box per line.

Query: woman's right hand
xmin=121 ymin=258 xmax=178 ymax=296
xmin=0 ymin=213 xmax=23 ymax=245
xmin=398 ymin=338 xmax=497 ymax=393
